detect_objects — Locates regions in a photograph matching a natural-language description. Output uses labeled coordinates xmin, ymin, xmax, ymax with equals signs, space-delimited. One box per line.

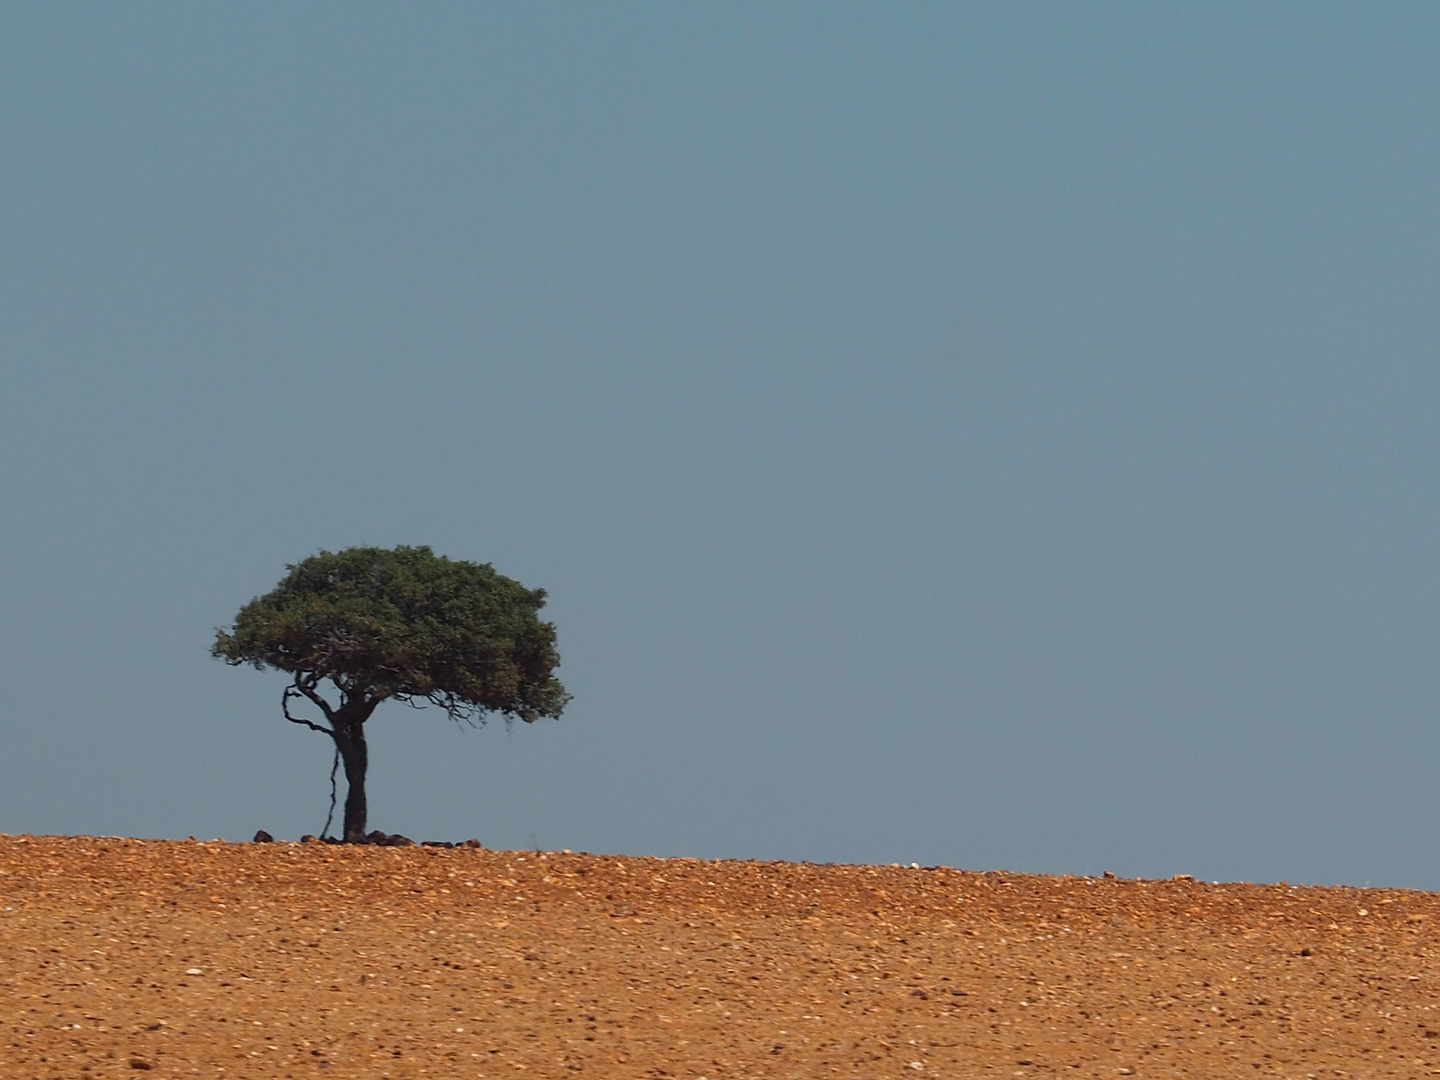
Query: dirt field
xmin=2 ymin=836 xmax=1438 ymax=1078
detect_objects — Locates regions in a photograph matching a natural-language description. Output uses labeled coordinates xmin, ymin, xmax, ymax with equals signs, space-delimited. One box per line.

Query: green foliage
xmin=212 ymin=545 xmax=569 ymax=723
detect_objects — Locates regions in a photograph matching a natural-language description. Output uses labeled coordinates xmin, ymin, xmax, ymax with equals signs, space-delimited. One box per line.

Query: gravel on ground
xmin=2 ymin=835 xmax=1437 ymax=1078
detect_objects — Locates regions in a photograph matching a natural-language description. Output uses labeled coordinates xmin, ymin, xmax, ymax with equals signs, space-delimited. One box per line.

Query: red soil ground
xmin=2 ymin=835 xmax=1437 ymax=1078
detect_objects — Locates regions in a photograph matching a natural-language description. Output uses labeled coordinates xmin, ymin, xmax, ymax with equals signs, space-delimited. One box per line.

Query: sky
xmin=2 ymin=3 xmax=1439 ymax=889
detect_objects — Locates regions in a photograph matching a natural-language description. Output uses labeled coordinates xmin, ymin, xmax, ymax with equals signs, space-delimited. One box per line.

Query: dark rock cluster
xmin=255 ymin=829 xmax=481 ymax=848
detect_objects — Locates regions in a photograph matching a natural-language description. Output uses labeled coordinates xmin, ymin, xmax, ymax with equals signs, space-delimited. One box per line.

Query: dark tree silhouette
xmin=213 ymin=545 xmax=569 ymax=841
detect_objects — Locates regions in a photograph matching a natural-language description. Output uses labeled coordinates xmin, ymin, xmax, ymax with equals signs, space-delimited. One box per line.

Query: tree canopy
xmin=213 ymin=545 xmax=568 ymax=840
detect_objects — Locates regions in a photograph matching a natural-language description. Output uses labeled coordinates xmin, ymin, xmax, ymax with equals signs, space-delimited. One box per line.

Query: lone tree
xmin=213 ymin=545 xmax=569 ymax=842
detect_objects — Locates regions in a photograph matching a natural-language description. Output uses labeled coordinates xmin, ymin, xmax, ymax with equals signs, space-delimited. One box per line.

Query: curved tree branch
xmin=282 ymin=684 xmax=334 ymax=736
xmin=291 ymin=674 xmax=337 ymax=721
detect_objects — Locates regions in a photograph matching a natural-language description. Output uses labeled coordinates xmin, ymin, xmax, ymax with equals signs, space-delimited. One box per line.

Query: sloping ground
xmin=1 ymin=836 xmax=1437 ymax=1078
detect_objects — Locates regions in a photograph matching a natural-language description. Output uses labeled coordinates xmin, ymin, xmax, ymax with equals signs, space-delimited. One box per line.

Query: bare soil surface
xmin=2 ymin=836 xmax=1438 ymax=1078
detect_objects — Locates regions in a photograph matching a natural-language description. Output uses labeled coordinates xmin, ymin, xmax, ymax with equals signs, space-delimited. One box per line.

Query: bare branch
xmin=320 ymin=745 xmax=340 ymax=840
xmin=291 ymin=675 xmax=336 ymax=721
xmin=282 ymin=685 xmax=334 ymax=736
xmin=391 ymin=690 xmax=483 ymax=728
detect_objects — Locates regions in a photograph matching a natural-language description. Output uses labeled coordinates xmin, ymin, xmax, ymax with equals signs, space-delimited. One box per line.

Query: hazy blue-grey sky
xmin=3 ymin=3 xmax=1439 ymax=888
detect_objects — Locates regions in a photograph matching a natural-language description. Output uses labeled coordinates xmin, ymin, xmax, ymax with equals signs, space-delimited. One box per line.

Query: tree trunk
xmin=331 ymin=702 xmax=374 ymax=842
